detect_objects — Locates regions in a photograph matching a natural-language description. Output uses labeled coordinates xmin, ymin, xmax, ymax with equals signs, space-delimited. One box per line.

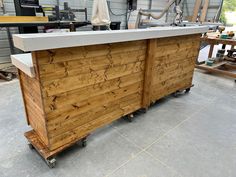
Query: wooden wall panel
xmin=18 ymin=71 xmax=49 ymax=146
xmin=34 ymin=40 xmax=147 ymax=150
xmin=150 ymin=34 xmax=201 ymax=103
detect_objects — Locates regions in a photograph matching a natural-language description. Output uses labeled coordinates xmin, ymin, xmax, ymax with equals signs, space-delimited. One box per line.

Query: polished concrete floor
xmin=0 ymin=70 xmax=235 ymax=177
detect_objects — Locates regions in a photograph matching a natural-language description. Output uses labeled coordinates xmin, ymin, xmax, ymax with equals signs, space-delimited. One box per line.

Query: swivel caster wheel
xmin=46 ymin=158 xmax=56 ymax=168
xmin=127 ymin=114 xmax=134 ymax=122
xmin=173 ymin=91 xmax=179 ymax=97
xmin=28 ymin=143 xmax=35 ymax=150
xmin=141 ymin=108 xmax=147 ymax=114
xmin=185 ymin=88 xmax=191 ymax=93
xmin=81 ymin=138 xmax=87 ymax=147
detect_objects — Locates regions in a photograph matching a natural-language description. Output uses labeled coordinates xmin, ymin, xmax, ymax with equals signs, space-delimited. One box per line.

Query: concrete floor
xmin=0 ymin=70 xmax=235 ymax=177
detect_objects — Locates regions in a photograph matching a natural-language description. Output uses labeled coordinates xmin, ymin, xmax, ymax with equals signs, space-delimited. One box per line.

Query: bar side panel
xmin=151 ymin=34 xmax=201 ymax=102
xmin=19 ymin=71 xmax=49 ymax=146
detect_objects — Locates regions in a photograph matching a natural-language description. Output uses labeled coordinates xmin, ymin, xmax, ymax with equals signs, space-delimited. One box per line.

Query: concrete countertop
xmin=13 ymin=26 xmax=208 ymax=52
xmin=11 ymin=53 xmax=35 ymax=78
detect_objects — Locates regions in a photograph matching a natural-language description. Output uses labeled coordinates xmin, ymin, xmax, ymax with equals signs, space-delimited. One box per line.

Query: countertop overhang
xmin=13 ymin=26 xmax=208 ymax=52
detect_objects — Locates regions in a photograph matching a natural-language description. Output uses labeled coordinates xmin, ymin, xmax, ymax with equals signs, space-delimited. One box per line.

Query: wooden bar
xmin=11 ymin=27 xmax=207 ymax=165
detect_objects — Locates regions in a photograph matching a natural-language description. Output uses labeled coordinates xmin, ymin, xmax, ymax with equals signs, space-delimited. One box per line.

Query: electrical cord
xmin=107 ymin=1 xmax=133 ymax=16
xmin=107 ymin=1 xmax=135 ymax=29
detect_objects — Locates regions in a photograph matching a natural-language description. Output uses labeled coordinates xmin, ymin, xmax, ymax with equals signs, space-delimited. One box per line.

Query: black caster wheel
xmin=142 ymin=108 xmax=148 ymax=113
xmin=28 ymin=143 xmax=35 ymax=150
xmin=127 ymin=114 xmax=134 ymax=122
xmin=81 ymin=138 xmax=87 ymax=147
xmin=143 ymin=109 xmax=147 ymax=113
xmin=185 ymin=88 xmax=191 ymax=93
xmin=46 ymin=158 xmax=56 ymax=168
xmin=127 ymin=117 xmax=132 ymax=122
xmin=173 ymin=92 xmax=179 ymax=97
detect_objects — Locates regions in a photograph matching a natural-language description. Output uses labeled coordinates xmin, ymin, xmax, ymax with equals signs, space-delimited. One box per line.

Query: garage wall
xmin=0 ymin=0 xmax=220 ymax=64
xmin=0 ymin=0 xmax=57 ymax=63
xmin=0 ymin=0 xmax=16 ymax=63
xmin=183 ymin=0 xmax=221 ymax=21
xmin=0 ymin=0 xmax=174 ymax=64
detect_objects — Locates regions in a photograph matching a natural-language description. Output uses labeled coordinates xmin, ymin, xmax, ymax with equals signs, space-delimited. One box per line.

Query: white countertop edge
xmin=13 ymin=26 xmax=208 ymax=52
xmin=11 ymin=53 xmax=35 ymax=78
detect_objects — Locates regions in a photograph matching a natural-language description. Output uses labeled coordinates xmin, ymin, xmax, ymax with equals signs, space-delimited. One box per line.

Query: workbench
xmin=196 ymin=37 xmax=236 ymax=79
xmin=0 ymin=21 xmax=90 ymax=28
xmin=11 ymin=26 xmax=207 ymax=167
xmin=0 ymin=20 xmax=90 ymax=54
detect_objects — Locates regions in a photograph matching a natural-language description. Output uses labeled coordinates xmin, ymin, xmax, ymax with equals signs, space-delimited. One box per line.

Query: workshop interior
xmin=0 ymin=0 xmax=236 ymax=176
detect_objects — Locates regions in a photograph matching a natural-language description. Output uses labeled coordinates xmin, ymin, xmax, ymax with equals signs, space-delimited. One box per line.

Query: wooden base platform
xmin=25 ymin=130 xmax=88 ymax=168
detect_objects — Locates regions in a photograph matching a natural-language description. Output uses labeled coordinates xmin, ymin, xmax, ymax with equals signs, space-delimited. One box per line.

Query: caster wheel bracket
xmin=81 ymin=137 xmax=87 ymax=147
xmin=28 ymin=143 xmax=35 ymax=150
xmin=46 ymin=158 xmax=56 ymax=168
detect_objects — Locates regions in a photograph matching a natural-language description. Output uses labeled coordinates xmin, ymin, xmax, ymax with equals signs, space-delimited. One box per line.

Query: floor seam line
xmin=112 ymin=125 xmax=144 ymax=151
xmin=142 ymin=105 xmax=208 ymax=151
xmin=105 ymin=97 xmax=218 ymax=177
xmin=144 ymin=150 xmax=184 ymax=177
xmin=104 ymin=150 xmax=145 ymax=177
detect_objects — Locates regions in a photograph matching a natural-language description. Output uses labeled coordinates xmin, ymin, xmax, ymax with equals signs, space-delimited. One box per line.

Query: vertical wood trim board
xmin=200 ymin=0 xmax=210 ymax=22
xmin=192 ymin=0 xmax=202 ymax=22
xmin=142 ymin=39 xmax=156 ymax=108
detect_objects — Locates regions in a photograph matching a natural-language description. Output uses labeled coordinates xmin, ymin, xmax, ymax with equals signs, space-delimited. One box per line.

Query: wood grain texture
xmin=142 ymin=39 xmax=156 ymax=108
xmin=0 ymin=16 xmax=48 ymax=23
xmin=200 ymin=0 xmax=209 ymax=22
xmin=35 ymin=40 xmax=146 ymax=150
xmin=192 ymin=0 xmax=202 ymax=22
xmin=150 ymin=34 xmax=201 ymax=102
xmin=19 ymin=71 xmax=49 ymax=146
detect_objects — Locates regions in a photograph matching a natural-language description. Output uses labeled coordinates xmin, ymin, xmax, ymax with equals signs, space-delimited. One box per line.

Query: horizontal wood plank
xmin=42 ymin=61 xmax=144 ymax=97
xmin=49 ymin=93 xmax=142 ymax=149
xmin=39 ymin=49 xmax=146 ymax=81
xmin=0 ymin=16 xmax=48 ymax=23
xmin=36 ymin=40 xmax=147 ymax=65
xmin=19 ymin=71 xmax=49 ymax=146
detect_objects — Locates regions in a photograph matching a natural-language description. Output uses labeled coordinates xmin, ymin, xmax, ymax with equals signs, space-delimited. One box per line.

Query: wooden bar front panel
xmin=36 ymin=40 xmax=146 ymax=150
